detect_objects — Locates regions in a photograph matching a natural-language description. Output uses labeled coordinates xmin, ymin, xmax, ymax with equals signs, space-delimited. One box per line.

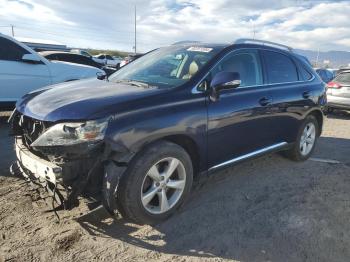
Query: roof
xmin=38 ymin=51 xmax=81 ymax=57
xmin=234 ymin=38 xmax=293 ymax=51
xmin=15 ymin=36 xmax=69 ymax=51
xmin=39 ymin=51 xmax=70 ymax=55
xmin=172 ymin=41 xmax=230 ymax=48
xmin=15 ymin=36 xmax=64 ymax=46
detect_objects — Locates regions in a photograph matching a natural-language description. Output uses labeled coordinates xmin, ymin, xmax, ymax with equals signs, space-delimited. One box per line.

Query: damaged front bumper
xmin=8 ymin=110 xmax=133 ymax=214
xmin=11 ymin=137 xmax=103 ymax=210
xmin=12 ymin=137 xmax=66 ymax=207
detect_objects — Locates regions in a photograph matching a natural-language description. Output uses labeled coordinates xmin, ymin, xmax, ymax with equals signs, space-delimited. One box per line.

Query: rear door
xmin=206 ymin=49 xmax=277 ymax=169
xmin=261 ymin=50 xmax=316 ymax=143
xmin=0 ymin=37 xmax=51 ymax=102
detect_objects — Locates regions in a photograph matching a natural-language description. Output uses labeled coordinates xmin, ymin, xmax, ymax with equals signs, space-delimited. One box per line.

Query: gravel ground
xmin=0 ymin=110 xmax=349 ymax=262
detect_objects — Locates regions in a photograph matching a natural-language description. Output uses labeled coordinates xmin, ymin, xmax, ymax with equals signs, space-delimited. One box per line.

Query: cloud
xmin=0 ymin=0 xmax=75 ymax=25
xmin=7 ymin=0 xmax=34 ymax=9
xmin=0 ymin=0 xmax=349 ymax=52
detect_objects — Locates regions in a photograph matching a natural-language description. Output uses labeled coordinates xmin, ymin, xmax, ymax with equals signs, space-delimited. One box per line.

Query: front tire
xmin=283 ymin=115 xmax=319 ymax=161
xmin=103 ymin=141 xmax=193 ymax=225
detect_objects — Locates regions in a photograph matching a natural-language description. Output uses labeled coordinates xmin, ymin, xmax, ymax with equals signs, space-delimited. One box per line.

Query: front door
xmin=206 ymin=49 xmax=276 ymax=169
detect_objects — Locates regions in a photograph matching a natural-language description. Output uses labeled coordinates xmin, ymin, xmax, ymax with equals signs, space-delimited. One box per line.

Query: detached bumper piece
xmin=11 ymin=137 xmax=102 ymax=211
xmin=10 ymin=161 xmax=66 ymax=208
xmin=11 ymin=138 xmax=67 ymax=209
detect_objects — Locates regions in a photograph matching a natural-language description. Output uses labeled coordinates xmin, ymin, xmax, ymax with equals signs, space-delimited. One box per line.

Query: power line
xmin=0 ymin=21 xmax=172 ymax=50
xmin=0 ymin=20 xmax=151 ymax=36
xmin=10 ymin=25 xmax=170 ymax=47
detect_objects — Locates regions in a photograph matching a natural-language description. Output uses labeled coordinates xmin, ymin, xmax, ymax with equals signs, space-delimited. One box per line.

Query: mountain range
xmin=296 ymin=49 xmax=350 ymax=69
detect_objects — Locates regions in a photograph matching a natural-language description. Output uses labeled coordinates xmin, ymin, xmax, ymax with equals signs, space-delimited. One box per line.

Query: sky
xmin=0 ymin=0 xmax=349 ymax=52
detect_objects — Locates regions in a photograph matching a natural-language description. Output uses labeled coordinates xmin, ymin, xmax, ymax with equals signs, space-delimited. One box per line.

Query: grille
xmin=16 ymin=113 xmax=52 ymax=147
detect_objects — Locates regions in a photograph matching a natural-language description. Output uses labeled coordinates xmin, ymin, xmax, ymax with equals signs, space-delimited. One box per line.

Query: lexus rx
xmin=9 ymin=39 xmax=327 ymax=224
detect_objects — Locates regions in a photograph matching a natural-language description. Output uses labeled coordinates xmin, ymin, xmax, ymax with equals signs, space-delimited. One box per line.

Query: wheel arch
xmin=162 ymin=134 xmax=201 ymax=176
xmin=106 ymin=133 xmax=203 ymax=176
xmin=307 ymin=109 xmax=324 ymax=136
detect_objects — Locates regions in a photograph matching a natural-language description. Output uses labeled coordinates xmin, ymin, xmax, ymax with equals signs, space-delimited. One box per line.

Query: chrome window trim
xmin=208 ymin=142 xmax=288 ymax=171
xmin=191 ymin=47 xmax=316 ymax=94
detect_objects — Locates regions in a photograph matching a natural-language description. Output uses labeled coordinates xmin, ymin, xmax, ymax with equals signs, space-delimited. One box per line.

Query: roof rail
xmin=234 ymin=38 xmax=293 ymax=52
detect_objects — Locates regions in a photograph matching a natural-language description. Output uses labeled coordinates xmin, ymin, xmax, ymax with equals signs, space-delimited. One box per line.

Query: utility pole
xmin=316 ymin=47 xmax=320 ymax=67
xmin=11 ymin=24 xmax=14 ymax=37
xmin=253 ymin=23 xmax=256 ymax=40
xmin=250 ymin=19 xmax=256 ymax=40
xmin=134 ymin=5 xmax=137 ymax=54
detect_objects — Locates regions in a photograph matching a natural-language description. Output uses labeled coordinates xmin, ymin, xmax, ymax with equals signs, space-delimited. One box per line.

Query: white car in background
xmin=92 ymin=54 xmax=121 ymax=68
xmin=0 ymin=33 xmax=104 ymax=107
xmin=70 ymin=49 xmax=93 ymax=58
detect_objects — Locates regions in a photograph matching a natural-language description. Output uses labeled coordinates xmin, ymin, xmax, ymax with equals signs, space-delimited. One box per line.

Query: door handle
xmin=302 ymin=91 xmax=311 ymax=99
xmin=259 ymin=97 xmax=272 ymax=106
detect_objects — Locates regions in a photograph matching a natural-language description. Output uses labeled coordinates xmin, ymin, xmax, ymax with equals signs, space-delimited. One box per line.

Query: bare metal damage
xmin=8 ymin=110 xmax=131 ymax=212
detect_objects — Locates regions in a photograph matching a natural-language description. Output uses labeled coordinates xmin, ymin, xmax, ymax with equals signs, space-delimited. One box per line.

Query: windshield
xmin=109 ymin=45 xmax=223 ymax=88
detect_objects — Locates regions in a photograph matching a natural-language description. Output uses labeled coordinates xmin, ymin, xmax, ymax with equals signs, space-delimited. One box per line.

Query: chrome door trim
xmin=208 ymin=142 xmax=288 ymax=171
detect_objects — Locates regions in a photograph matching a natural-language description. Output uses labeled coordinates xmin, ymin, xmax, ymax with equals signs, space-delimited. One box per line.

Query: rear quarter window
xmin=299 ymin=65 xmax=313 ymax=81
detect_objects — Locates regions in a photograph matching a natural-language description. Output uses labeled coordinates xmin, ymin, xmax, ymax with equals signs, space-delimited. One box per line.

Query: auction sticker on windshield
xmin=187 ymin=47 xmax=213 ymax=53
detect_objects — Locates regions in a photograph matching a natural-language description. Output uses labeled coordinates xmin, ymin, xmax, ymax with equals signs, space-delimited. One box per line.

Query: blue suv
xmin=10 ymin=39 xmax=327 ymax=224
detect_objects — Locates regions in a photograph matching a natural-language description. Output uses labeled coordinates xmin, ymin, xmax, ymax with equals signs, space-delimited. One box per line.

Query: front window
xmin=0 ymin=37 xmax=29 ymax=61
xmin=209 ymin=50 xmax=263 ymax=87
xmin=109 ymin=45 xmax=223 ymax=88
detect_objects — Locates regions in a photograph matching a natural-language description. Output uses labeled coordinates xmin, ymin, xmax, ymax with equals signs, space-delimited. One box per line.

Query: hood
xmin=48 ymin=60 xmax=104 ymax=80
xmin=51 ymin=60 xmax=97 ymax=70
xmin=16 ymin=78 xmax=163 ymax=122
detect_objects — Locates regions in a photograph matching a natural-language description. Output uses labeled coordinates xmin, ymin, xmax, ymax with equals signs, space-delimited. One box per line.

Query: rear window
xmin=335 ymin=72 xmax=350 ymax=83
xmin=263 ymin=50 xmax=299 ymax=84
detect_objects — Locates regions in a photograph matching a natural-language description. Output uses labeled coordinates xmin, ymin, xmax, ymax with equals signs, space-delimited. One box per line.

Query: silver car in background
xmin=327 ymin=70 xmax=350 ymax=111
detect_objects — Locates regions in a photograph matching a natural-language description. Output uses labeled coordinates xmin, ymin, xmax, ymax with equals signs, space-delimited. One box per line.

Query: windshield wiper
xmin=116 ymin=79 xmax=151 ymax=88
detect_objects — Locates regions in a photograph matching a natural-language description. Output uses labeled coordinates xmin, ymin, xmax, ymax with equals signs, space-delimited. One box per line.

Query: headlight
xmin=31 ymin=117 xmax=109 ymax=147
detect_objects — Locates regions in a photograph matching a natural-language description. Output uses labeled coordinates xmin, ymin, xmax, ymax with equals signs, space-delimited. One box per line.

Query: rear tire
xmin=283 ymin=115 xmax=319 ymax=161
xmin=103 ymin=141 xmax=193 ymax=225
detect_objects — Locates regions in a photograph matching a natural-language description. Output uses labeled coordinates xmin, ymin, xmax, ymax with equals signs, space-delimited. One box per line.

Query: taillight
xmin=327 ymin=81 xmax=342 ymax=89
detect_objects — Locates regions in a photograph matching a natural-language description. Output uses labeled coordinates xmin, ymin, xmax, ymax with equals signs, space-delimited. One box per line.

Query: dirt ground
xmin=0 ymin=111 xmax=350 ymax=262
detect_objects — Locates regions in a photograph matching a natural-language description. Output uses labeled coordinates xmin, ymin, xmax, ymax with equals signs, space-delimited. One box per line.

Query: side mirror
xmin=96 ymin=71 xmax=107 ymax=80
xmin=210 ymin=72 xmax=241 ymax=101
xmin=21 ymin=54 xmax=42 ymax=64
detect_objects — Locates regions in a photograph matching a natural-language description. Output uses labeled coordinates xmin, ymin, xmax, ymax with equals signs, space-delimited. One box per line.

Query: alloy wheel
xmin=299 ymin=122 xmax=316 ymax=156
xmin=141 ymin=157 xmax=186 ymax=214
